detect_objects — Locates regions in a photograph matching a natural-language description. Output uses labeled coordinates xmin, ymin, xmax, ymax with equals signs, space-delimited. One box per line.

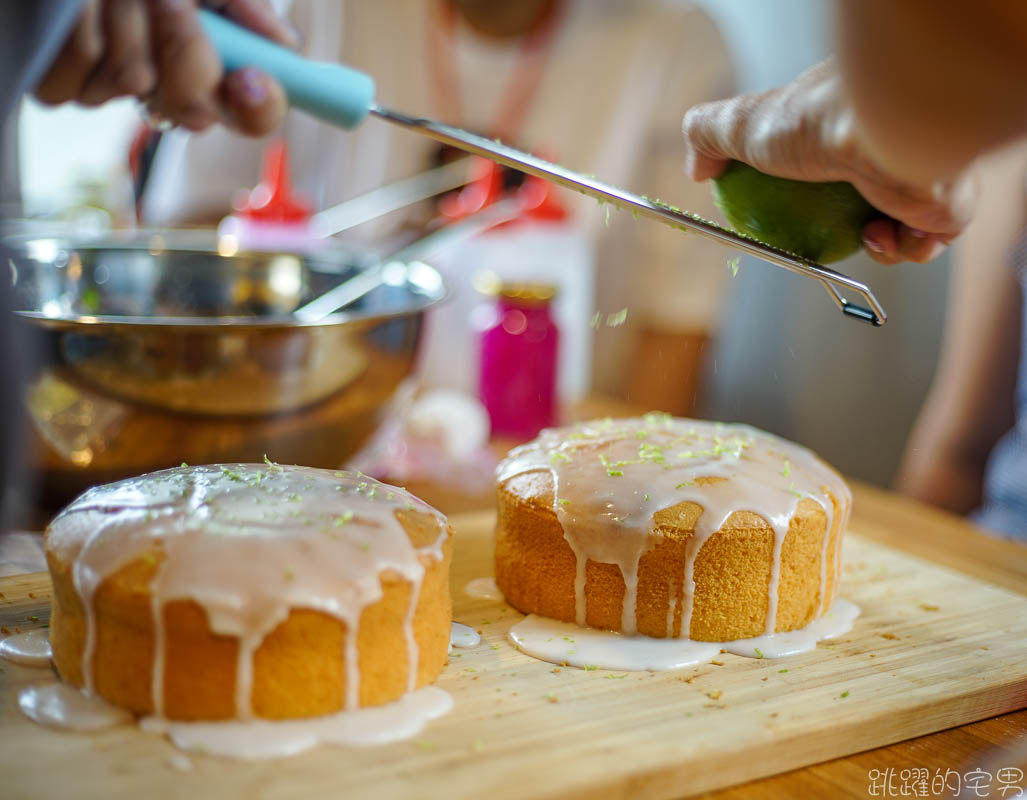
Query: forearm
xmin=895 ymin=144 xmax=1026 ymax=511
xmin=837 ymin=0 xmax=1027 ymax=185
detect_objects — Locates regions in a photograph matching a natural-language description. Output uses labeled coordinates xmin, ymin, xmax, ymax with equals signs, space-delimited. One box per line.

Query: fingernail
xmin=910 ymin=228 xmax=929 ymax=238
xmin=283 ymin=23 xmax=304 ymax=49
xmin=232 ymin=67 xmax=267 ymax=105
xmin=683 ymin=150 xmax=697 ymax=179
xmin=863 ymin=233 xmax=885 ymax=253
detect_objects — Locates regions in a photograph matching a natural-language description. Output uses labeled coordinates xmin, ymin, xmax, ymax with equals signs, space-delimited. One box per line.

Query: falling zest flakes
xmin=545 ymin=692 xmax=559 ymax=704
xmin=710 ymin=660 xmax=725 ymax=667
xmin=705 ymin=690 xmax=723 ymax=701
xmin=919 ymin=603 xmax=940 ymax=612
xmin=880 ymin=632 xmax=898 ymax=640
xmin=590 ymin=308 xmax=628 ymax=328
xmin=607 ymin=308 xmax=628 ymax=327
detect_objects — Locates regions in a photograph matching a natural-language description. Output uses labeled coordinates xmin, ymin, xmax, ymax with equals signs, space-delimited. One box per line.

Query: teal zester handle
xmin=198 ymin=9 xmax=375 ymax=129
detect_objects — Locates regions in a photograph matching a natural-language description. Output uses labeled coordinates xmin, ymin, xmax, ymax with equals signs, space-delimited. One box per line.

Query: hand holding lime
xmin=712 ymin=161 xmax=879 ymax=263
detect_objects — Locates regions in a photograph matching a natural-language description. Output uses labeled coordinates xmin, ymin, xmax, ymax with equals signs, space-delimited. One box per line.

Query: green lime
xmin=712 ymin=160 xmax=877 ymax=263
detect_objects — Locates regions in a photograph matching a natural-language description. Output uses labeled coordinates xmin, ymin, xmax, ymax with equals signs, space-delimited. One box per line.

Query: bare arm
xmin=895 ymin=145 xmax=1026 ymax=511
xmin=837 ymin=0 xmax=1027 ymax=186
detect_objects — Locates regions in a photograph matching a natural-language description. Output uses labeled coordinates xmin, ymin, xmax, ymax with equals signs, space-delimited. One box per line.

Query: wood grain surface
xmin=2 ymin=505 xmax=1026 ymax=800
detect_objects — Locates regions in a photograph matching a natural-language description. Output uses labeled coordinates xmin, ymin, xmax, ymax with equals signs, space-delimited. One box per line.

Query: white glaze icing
xmin=511 ymin=614 xmax=719 ymax=671
xmin=46 ymin=463 xmax=448 ymax=718
xmin=18 ymin=678 xmax=453 ymax=759
xmin=139 ymin=686 xmax=453 ymax=760
xmin=509 ymin=599 xmax=860 ymax=670
xmin=0 ymin=629 xmax=53 ymax=667
xmin=464 ymin=577 xmax=502 ymax=600
xmin=497 ymin=415 xmax=851 ymax=638
xmin=450 ymin=622 xmax=481 ymax=649
xmin=18 ymin=683 xmax=133 ymax=730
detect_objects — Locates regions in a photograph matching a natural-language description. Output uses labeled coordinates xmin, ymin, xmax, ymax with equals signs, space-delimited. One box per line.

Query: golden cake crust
xmin=494 ymin=419 xmax=849 ymax=641
xmin=46 ymin=471 xmax=453 ymax=721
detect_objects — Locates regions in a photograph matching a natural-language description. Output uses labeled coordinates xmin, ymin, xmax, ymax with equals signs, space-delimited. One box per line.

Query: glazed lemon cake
xmin=45 ymin=463 xmax=453 ymax=721
xmin=495 ymin=415 xmax=850 ymax=641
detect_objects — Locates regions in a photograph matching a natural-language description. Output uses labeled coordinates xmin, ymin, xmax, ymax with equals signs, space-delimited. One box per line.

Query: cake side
xmin=496 ymin=472 xmax=841 ymax=640
xmin=494 ymin=416 xmax=850 ymax=641
xmin=45 ymin=464 xmax=452 ymax=721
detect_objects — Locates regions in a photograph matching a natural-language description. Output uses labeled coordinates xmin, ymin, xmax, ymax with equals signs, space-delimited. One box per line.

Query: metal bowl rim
xmin=7 ymin=234 xmax=447 ymax=329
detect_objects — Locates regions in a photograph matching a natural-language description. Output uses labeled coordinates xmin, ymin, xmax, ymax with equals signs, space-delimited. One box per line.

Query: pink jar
xmin=478 ymin=283 xmax=559 ymax=439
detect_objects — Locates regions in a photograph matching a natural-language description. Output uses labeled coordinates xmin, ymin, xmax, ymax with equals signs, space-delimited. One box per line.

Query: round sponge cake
xmin=495 ymin=415 xmax=850 ymax=641
xmin=46 ymin=464 xmax=453 ymax=721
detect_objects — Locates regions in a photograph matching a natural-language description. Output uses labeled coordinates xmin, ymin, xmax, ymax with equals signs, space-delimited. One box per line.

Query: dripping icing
xmin=497 ymin=416 xmax=851 ymax=638
xmin=47 ymin=464 xmax=448 ymax=718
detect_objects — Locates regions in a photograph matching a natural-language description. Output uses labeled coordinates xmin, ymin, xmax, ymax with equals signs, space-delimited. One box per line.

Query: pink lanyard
xmin=425 ymin=0 xmax=566 ymax=142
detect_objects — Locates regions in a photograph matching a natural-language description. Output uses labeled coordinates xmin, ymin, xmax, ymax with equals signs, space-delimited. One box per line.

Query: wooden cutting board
xmin=2 ymin=511 xmax=1026 ymax=800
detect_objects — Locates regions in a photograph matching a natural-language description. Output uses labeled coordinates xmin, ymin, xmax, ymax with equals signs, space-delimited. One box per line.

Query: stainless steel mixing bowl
xmin=7 ymin=229 xmax=444 ymax=510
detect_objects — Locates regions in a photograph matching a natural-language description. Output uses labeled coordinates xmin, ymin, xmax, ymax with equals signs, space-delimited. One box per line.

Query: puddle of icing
xmin=20 ymin=677 xmax=453 ymax=760
xmin=139 ymin=686 xmax=453 ymax=760
xmin=0 ymin=629 xmax=53 ymax=667
xmin=464 ymin=577 xmax=502 ymax=600
xmin=509 ymin=599 xmax=860 ymax=670
xmin=18 ymin=683 xmax=133 ymax=730
xmin=450 ymin=622 xmax=481 ymax=649
xmin=510 ymin=616 xmax=720 ymax=670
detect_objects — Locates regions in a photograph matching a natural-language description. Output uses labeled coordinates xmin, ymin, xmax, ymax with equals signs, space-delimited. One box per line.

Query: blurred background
xmin=6 ymin=0 xmax=950 ymax=499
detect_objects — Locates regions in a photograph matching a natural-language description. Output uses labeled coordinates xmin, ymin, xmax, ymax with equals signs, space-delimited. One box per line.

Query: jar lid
xmin=498 ymin=282 xmax=557 ymax=304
